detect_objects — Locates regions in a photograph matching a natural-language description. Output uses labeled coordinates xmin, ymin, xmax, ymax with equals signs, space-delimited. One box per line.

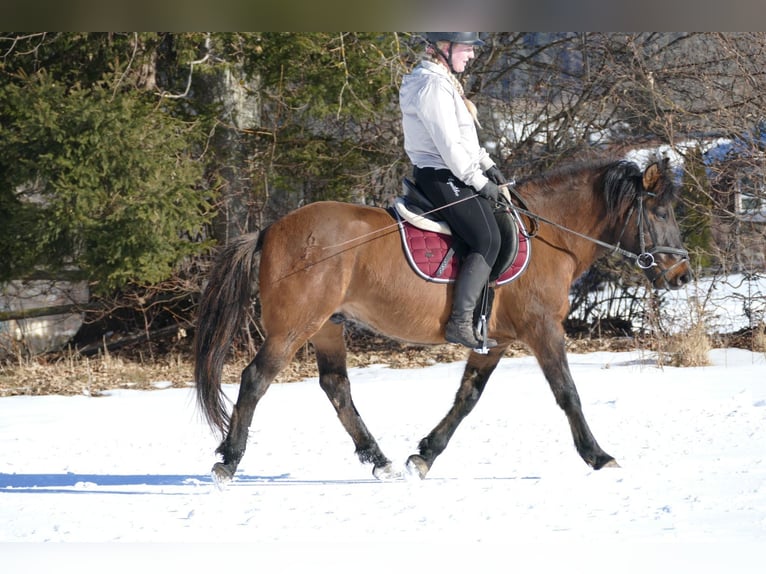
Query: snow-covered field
xmin=2 ymin=347 xmax=765 ymax=573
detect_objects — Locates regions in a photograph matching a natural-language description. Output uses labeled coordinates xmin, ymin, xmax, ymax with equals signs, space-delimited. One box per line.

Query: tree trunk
xmin=199 ymin=66 xmax=262 ymax=244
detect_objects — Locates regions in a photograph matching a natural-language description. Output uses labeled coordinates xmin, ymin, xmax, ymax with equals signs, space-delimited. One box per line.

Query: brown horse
xmin=194 ymin=158 xmax=692 ymax=483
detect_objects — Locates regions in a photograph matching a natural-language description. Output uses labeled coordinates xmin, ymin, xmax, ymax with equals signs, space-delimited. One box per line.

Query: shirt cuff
xmin=479 ymin=155 xmax=495 ymax=171
xmin=469 ymin=173 xmax=490 ymax=191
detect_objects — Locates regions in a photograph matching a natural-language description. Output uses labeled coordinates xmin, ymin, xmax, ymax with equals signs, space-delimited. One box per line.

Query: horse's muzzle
xmin=650 ymin=256 xmax=693 ymax=290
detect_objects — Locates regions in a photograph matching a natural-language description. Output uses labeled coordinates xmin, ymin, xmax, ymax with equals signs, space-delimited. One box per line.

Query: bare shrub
xmin=664 ymin=321 xmax=712 ymax=367
xmin=752 ymin=324 xmax=766 ymax=353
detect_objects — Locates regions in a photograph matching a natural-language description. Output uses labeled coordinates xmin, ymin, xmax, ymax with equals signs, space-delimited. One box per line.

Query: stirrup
xmin=473 ymin=314 xmax=496 ymax=354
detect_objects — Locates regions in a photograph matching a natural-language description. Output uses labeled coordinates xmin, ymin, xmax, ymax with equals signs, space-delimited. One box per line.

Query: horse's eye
xmin=655 ymin=208 xmax=668 ymax=221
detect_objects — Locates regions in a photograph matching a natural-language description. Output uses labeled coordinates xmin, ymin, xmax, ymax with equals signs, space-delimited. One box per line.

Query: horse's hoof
xmin=405 ymin=455 xmax=430 ymax=480
xmin=602 ymin=459 xmax=621 ymax=469
xmin=372 ymin=463 xmax=401 ymax=481
xmin=211 ymin=462 xmax=234 ymax=488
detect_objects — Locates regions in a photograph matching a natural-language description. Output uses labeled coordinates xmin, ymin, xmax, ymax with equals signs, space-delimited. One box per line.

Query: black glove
xmin=477 ymin=181 xmax=500 ymax=202
xmin=485 ymin=165 xmax=507 ymax=185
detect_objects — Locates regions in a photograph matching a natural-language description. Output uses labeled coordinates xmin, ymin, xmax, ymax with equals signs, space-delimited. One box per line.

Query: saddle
xmin=391 ymin=178 xmax=531 ymax=286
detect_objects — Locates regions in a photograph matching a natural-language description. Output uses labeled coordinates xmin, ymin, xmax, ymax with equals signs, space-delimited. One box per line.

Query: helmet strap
xmin=423 ymin=44 xmax=482 ymax=129
xmin=431 ymin=41 xmax=458 ymax=75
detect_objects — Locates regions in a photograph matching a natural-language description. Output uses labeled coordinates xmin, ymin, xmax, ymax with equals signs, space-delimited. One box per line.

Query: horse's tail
xmin=194 ymin=230 xmax=266 ymax=437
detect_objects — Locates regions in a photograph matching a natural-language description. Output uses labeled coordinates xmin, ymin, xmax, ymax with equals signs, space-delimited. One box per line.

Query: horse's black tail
xmin=194 ymin=230 xmax=266 ymax=437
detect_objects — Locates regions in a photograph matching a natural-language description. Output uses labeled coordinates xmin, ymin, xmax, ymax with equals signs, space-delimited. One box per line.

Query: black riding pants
xmin=414 ymin=167 xmax=501 ymax=268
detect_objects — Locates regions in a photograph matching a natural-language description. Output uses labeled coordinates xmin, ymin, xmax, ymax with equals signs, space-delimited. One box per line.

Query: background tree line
xmin=2 ymin=32 xmax=765 ymax=353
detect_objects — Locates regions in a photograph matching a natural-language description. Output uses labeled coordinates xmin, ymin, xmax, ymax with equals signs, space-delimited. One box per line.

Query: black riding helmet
xmin=424 ymin=32 xmax=485 ymax=46
xmin=423 ymin=32 xmax=484 ymax=74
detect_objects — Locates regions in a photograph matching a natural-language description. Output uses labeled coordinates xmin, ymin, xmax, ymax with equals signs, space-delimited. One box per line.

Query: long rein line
xmin=503 ymin=185 xmax=687 ymax=270
xmin=508 ymin=201 xmax=642 ymax=262
xmin=319 ymin=186 xmax=687 ymax=273
xmin=318 ymin=189 xmax=640 ymax=265
xmin=318 ymin=194 xmax=480 ymax=252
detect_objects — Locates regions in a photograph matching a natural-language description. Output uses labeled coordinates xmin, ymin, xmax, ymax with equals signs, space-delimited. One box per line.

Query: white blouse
xmin=399 ymin=59 xmax=495 ymax=191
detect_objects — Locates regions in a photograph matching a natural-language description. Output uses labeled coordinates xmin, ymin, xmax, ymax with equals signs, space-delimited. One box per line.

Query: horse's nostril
xmin=679 ymin=271 xmax=692 ymax=285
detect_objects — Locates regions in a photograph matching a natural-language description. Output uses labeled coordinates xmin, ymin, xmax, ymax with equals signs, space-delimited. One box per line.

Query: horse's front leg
xmin=529 ymin=321 xmax=618 ymax=470
xmin=312 ymin=323 xmax=394 ymax=479
xmin=406 ymin=349 xmax=504 ymax=479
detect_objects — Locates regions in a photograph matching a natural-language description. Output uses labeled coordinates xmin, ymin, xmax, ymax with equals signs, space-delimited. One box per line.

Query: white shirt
xmin=399 ymin=60 xmax=494 ymax=191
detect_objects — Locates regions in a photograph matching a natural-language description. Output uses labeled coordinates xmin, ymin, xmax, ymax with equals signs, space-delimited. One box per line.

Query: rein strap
xmin=502 ymin=186 xmax=688 ymax=269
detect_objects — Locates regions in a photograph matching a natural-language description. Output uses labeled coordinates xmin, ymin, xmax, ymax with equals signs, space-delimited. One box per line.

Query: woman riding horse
xmin=194 ymin=155 xmax=692 ymax=483
xmin=400 ymin=32 xmax=508 ymax=349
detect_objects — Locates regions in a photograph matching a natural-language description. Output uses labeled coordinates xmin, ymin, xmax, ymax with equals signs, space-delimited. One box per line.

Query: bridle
xmin=618 ymin=192 xmax=688 ymax=266
xmin=502 ymin=186 xmax=689 ymax=284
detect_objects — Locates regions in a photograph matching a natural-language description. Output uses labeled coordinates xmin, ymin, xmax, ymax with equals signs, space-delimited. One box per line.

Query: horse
xmin=194 ymin=157 xmax=692 ymax=483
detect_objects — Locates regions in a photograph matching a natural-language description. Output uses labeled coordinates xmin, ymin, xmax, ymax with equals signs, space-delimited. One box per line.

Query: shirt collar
xmin=418 ymin=59 xmax=450 ymax=78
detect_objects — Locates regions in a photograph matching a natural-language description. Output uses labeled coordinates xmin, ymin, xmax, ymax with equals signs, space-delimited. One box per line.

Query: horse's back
xmin=258 ymin=201 xmax=389 ymax=302
xmin=271 ymin=201 xmax=390 ymax=242
xmin=258 ymin=201 xmax=449 ymax=344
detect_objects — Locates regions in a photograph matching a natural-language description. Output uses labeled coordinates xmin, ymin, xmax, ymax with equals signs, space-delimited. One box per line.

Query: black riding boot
xmin=445 ymin=253 xmax=497 ymax=349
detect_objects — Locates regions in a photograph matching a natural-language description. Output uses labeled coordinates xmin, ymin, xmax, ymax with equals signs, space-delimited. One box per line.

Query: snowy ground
xmin=571 ymin=272 xmax=766 ymax=335
xmin=2 ymin=347 xmax=765 ymax=572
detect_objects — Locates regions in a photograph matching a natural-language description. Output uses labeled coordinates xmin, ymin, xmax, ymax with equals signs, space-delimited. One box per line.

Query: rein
xmin=320 ymin=194 xmax=481 ymax=252
xmin=503 ymin=184 xmax=688 ymax=272
xmin=320 ymin=182 xmax=688 ymax=282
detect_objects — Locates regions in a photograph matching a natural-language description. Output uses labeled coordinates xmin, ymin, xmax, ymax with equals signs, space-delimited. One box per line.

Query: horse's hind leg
xmin=406 ymin=349 xmax=504 ymax=479
xmin=311 ymin=322 xmax=395 ymax=479
xmin=212 ymin=337 xmax=292 ymax=483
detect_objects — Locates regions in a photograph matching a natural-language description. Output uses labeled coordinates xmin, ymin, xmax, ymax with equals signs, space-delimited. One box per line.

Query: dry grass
xmin=0 ymin=336 xmax=496 ymax=398
xmin=1 ymin=330 xmax=747 ymax=398
xmin=644 ymin=293 xmax=714 ymax=368
xmin=2 ymin=332 xmax=617 ymax=398
xmin=661 ymin=321 xmax=713 ymax=367
xmin=0 ymin=348 xmax=197 ymax=397
xmin=752 ymin=325 xmax=766 ymax=353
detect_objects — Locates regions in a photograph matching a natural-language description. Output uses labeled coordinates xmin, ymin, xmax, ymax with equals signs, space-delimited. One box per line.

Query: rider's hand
xmin=485 ymin=165 xmax=507 ymax=185
xmin=478 ymin=181 xmax=500 ymax=202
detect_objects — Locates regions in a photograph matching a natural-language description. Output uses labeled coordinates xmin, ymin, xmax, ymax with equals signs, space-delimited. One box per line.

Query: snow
xmin=571 ymin=272 xmax=766 ymax=335
xmin=2 ymin=347 xmax=765 ymax=573
xmin=672 ymin=272 xmax=766 ymax=332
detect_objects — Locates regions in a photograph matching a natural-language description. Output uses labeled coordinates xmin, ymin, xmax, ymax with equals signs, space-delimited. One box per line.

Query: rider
xmin=399 ymin=32 xmax=507 ymax=349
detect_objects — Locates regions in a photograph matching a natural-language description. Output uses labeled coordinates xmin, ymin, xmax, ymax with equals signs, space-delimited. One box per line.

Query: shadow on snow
xmin=0 ymin=472 xmax=542 ymax=494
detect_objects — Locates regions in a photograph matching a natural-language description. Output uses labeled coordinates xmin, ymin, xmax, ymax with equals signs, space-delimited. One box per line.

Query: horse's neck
xmin=523 ymin=184 xmax=609 ymax=270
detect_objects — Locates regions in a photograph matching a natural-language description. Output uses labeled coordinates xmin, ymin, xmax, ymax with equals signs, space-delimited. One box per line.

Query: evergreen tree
xmin=235 ymin=33 xmax=410 ymax=214
xmin=0 ymin=34 xmax=213 ymax=292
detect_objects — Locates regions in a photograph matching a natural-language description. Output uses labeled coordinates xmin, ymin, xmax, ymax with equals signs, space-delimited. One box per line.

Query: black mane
xmin=517 ymin=157 xmax=677 ymax=223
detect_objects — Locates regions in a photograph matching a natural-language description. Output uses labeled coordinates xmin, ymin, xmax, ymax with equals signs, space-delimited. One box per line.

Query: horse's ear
xmin=642 ymin=162 xmax=662 ymax=191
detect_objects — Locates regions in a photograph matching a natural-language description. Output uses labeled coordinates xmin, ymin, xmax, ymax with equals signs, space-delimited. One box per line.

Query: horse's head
xmin=620 ymin=159 xmax=692 ymax=290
